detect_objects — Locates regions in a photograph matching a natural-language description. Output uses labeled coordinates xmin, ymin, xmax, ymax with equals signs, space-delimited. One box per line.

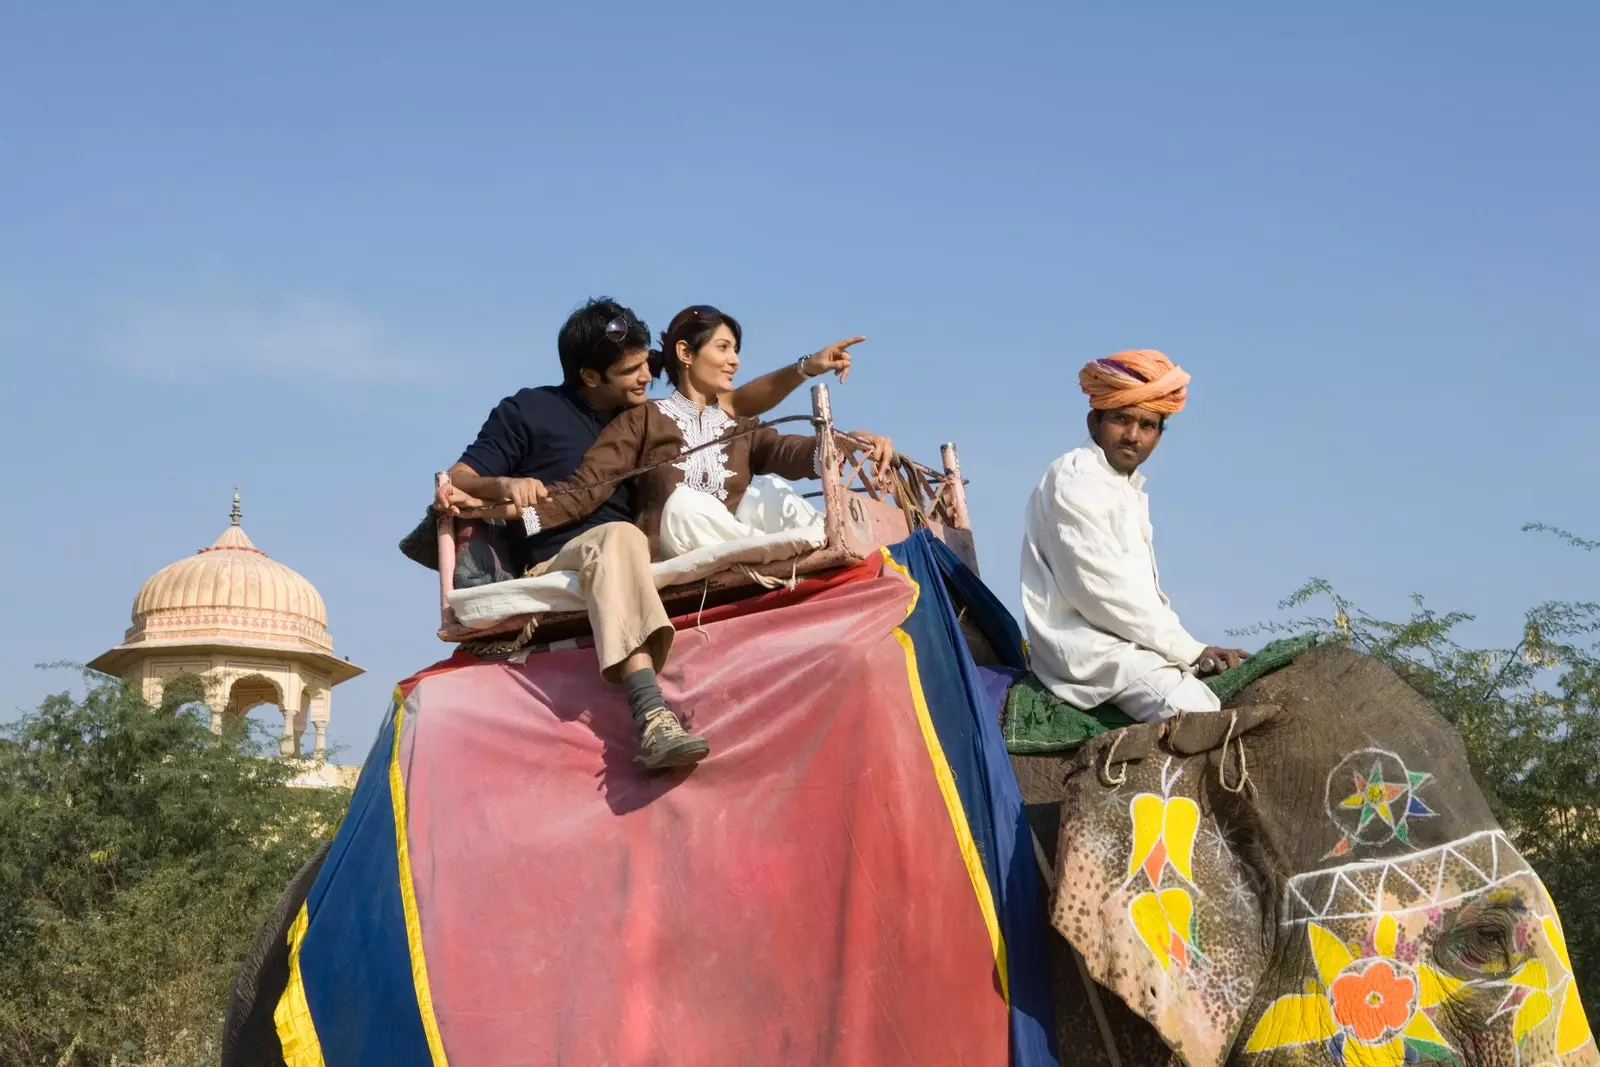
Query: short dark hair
xmin=652 ymin=305 xmax=742 ymax=389
xmin=557 ymin=297 xmax=651 ymax=387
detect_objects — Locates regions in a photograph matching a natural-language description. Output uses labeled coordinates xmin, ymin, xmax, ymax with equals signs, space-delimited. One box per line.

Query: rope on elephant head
xmin=1096 ymin=709 xmax=1253 ymax=792
xmin=1099 ymin=730 xmax=1127 ymax=787
xmin=1218 ymin=708 xmax=1252 ymax=795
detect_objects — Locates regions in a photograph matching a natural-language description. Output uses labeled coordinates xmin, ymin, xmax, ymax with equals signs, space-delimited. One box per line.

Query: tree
xmin=0 ymin=670 xmax=349 ymax=1066
xmin=1246 ymin=526 xmax=1600 ymax=992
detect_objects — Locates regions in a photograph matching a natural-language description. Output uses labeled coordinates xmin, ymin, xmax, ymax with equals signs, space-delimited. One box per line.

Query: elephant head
xmin=1049 ymin=643 xmax=1595 ymax=1067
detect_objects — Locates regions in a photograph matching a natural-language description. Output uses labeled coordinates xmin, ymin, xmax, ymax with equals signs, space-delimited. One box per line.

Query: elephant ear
xmin=1052 ymin=709 xmax=1282 ymax=1067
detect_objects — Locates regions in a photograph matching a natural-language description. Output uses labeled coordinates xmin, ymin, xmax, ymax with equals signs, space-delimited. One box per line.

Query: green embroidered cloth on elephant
xmin=1000 ymin=635 xmax=1320 ymax=754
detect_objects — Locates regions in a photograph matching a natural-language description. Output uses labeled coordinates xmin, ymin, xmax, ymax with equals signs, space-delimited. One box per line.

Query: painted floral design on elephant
xmin=1323 ymin=748 xmax=1437 ymax=860
xmin=1246 ymin=831 xmax=1596 ymax=1067
xmin=1123 ymin=760 xmax=1201 ymax=973
xmin=1245 ymin=914 xmax=1463 ymax=1066
xmin=1490 ymin=910 xmax=1594 ymax=1064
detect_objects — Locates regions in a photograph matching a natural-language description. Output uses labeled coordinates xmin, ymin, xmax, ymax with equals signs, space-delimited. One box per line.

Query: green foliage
xmin=0 ymin=670 xmax=349 ymax=1066
xmin=1523 ymin=522 xmax=1600 ymax=553
xmin=1243 ymin=529 xmax=1600 ymax=994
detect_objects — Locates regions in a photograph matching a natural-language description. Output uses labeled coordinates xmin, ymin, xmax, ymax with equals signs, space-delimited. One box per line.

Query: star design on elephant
xmin=1223 ymin=867 xmax=1259 ymax=912
xmin=1202 ymin=813 xmax=1244 ymax=865
xmin=1339 ymin=765 xmax=1411 ymax=830
xmin=1323 ymin=749 xmax=1438 ymax=859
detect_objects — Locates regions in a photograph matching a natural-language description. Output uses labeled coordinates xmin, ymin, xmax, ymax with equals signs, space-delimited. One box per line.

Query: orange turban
xmin=1078 ymin=349 xmax=1190 ymax=415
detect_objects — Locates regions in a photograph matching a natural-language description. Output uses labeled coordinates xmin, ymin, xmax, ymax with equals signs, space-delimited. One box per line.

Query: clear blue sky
xmin=3 ymin=3 xmax=1596 ymax=758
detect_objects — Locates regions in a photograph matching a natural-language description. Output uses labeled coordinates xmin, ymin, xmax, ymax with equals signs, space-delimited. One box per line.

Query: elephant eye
xmin=1435 ymin=901 xmax=1526 ymax=977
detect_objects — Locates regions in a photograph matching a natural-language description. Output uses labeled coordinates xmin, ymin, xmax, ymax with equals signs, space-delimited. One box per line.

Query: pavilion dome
xmin=121 ymin=494 xmax=334 ymax=655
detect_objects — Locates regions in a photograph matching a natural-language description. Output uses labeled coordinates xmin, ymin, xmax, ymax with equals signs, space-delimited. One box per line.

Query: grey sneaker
xmin=635 ymin=707 xmax=710 ymax=770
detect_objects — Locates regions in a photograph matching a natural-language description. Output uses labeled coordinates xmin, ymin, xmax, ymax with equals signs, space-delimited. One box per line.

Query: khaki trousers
xmin=527 ymin=522 xmax=674 ymax=682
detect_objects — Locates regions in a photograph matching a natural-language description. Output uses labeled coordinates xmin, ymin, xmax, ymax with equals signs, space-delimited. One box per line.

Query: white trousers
xmin=1112 ymin=665 xmax=1223 ymax=723
xmin=658 ymin=475 xmax=825 ymax=559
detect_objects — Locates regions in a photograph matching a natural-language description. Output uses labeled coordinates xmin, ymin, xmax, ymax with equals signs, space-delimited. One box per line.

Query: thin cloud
xmin=104 ymin=299 xmax=431 ymax=384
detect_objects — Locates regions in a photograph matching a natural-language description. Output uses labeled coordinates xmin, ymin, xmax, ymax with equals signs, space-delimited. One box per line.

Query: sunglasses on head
xmin=603 ymin=308 xmax=641 ymax=345
xmin=669 ymin=304 xmax=722 ymax=332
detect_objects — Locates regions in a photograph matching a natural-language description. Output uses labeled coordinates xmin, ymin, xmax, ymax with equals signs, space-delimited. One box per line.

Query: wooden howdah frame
xmin=433 ymin=384 xmax=976 ymax=644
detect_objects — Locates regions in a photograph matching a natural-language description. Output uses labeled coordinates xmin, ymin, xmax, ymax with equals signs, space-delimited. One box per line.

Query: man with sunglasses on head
xmin=436 ymin=297 xmax=867 ymax=771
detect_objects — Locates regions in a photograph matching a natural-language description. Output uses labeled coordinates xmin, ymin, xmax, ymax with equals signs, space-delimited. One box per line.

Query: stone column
xmin=280 ymin=707 xmax=298 ymax=757
xmin=307 ymin=684 xmax=330 ymax=759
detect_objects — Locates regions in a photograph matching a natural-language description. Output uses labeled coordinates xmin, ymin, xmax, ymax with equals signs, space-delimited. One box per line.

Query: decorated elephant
xmin=1013 ymin=642 xmax=1595 ymax=1067
xmin=221 ymin=840 xmax=330 ymax=1067
xmin=229 ymin=639 xmax=1594 ymax=1067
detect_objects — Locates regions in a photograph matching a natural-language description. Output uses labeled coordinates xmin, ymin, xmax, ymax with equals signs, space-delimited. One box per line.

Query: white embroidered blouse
xmin=657 ymin=390 xmax=739 ymax=500
xmin=525 ymin=390 xmax=824 ymax=560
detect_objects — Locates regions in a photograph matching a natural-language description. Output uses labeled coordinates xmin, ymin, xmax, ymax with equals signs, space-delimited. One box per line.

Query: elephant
xmin=226 ymin=642 xmax=1594 ymax=1067
xmin=1012 ymin=642 xmax=1597 ymax=1067
xmin=221 ymin=840 xmax=329 ymax=1067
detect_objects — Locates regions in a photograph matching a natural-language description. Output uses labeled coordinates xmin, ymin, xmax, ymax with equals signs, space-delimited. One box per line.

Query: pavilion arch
xmin=225 ymin=673 xmax=283 ymax=718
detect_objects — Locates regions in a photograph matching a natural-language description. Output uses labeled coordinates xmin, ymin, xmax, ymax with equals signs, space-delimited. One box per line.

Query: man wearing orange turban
xmin=1019 ymin=350 xmax=1248 ymax=723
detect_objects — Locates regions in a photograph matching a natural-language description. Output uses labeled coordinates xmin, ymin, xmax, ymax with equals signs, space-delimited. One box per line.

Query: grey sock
xmin=622 ymin=669 xmax=667 ymax=729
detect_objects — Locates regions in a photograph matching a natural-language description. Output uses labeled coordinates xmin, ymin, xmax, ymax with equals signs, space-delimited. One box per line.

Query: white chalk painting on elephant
xmin=1080 ymin=747 xmax=1596 ymax=1067
xmin=1321 ymin=747 xmax=1437 ymax=860
xmin=1120 ymin=759 xmax=1259 ymax=1009
xmin=1239 ymin=746 xmax=1596 ymax=1066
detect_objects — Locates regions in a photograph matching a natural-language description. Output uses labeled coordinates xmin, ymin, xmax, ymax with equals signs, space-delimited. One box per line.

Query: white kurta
xmin=1019 ymin=440 xmax=1208 ymax=710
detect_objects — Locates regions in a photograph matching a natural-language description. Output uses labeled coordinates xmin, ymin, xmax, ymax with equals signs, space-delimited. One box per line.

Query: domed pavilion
xmin=89 ymin=492 xmax=363 ymax=759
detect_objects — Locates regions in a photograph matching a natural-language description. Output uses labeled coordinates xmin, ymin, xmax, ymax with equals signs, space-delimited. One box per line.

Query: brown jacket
xmin=526 ymin=391 xmax=821 ymax=559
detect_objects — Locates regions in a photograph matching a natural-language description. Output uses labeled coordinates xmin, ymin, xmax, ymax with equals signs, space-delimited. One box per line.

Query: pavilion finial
xmin=231 ymin=488 xmax=241 ymax=526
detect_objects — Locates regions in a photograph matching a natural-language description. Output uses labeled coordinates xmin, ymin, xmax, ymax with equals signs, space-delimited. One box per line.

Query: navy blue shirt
xmin=457 ymin=385 xmax=634 ymax=565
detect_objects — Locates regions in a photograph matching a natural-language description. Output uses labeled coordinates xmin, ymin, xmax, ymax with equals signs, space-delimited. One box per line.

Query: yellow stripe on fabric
xmin=893 ymin=628 xmax=1010 ymax=1002
xmin=879 ymin=548 xmax=1009 ymax=1003
xmin=273 ymin=904 xmax=325 ymax=1067
xmin=879 ymin=548 xmax=921 ymax=615
xmin=389 ymin=687 xmax=452 ymax=1067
